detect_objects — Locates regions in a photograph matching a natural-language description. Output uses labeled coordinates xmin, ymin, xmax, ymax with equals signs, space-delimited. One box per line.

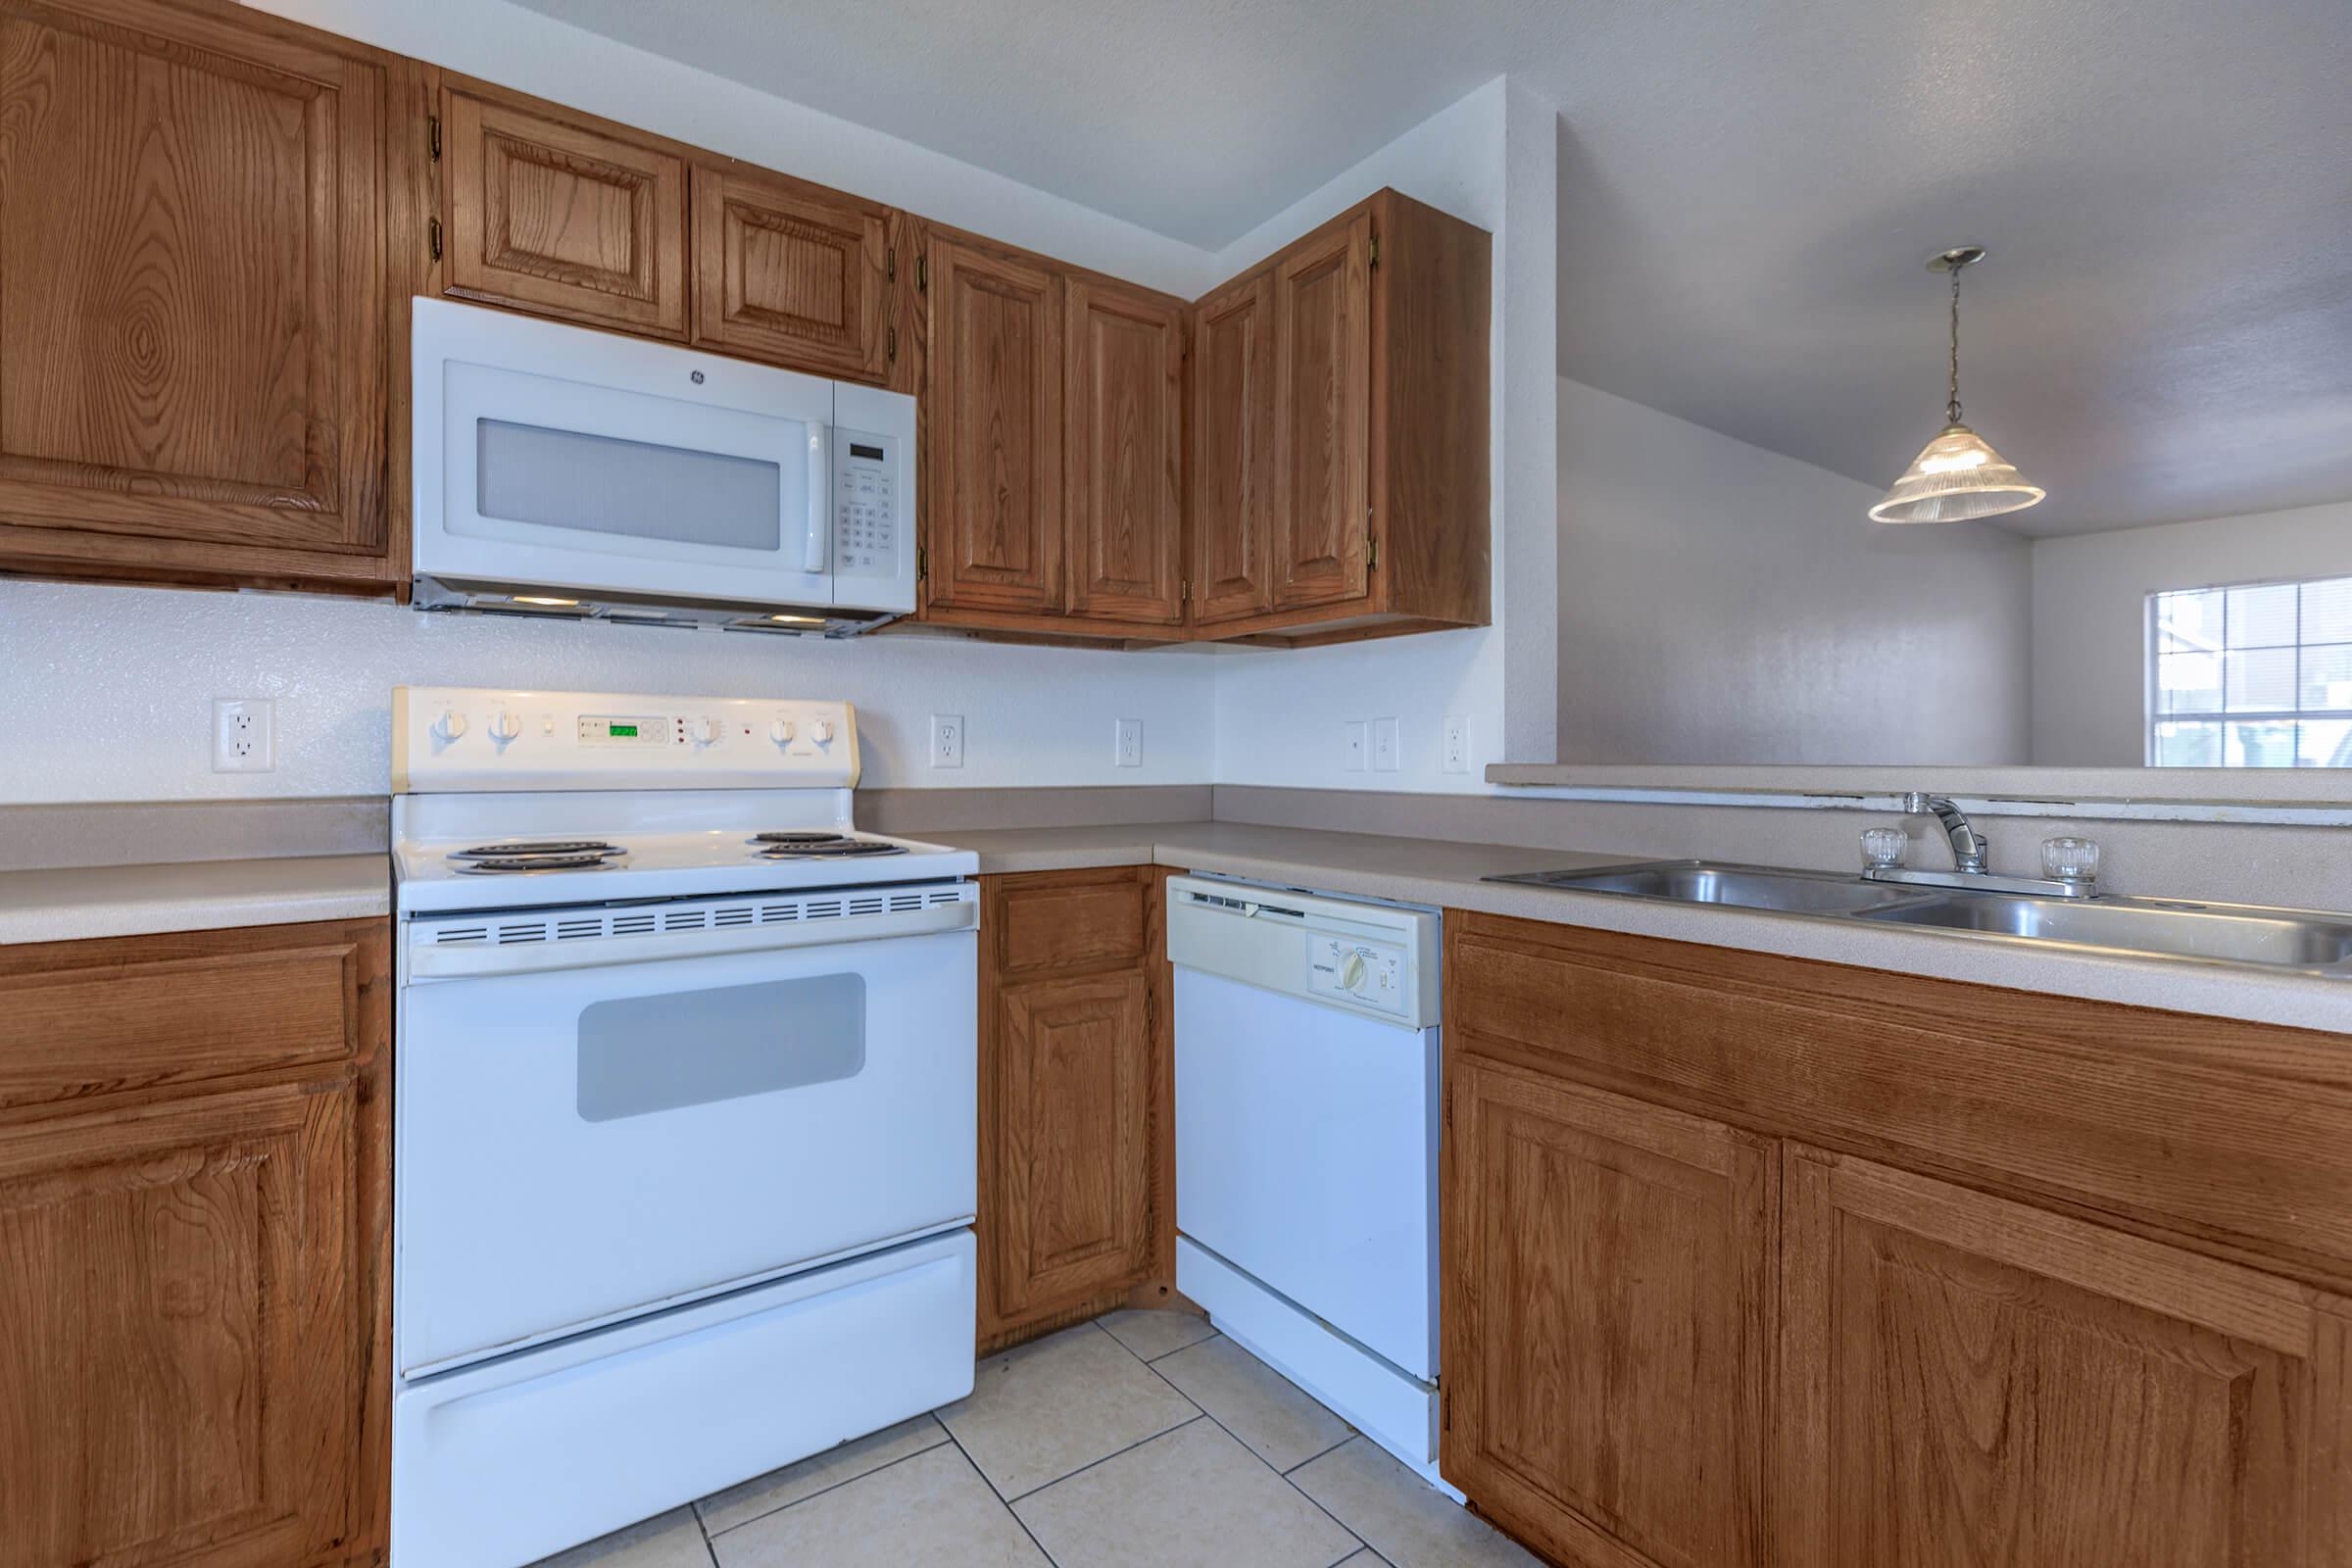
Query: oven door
xmin=395 ymin=917 xmax=976 ymax=1377
xmin=414 ymin=297 xmax=839 ymax=607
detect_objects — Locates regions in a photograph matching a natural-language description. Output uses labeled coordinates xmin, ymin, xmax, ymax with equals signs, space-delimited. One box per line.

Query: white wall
xmin=1555 ymin=379 xmax=2034 ymax=764
xmin=2030 ymin=498 xmax=2352 ymax=765
xmin=0 ymin=583 xmax=1213 ymax=802
xmin=1211 ymin=77 xmax=1559 ymax=794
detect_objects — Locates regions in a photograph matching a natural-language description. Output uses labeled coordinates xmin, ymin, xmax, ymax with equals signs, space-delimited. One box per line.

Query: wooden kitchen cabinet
xmin=1780 ymin=1145 xmax=2351 ymax=1567
xmin=1198 ymin=189 xmax=1491 ymax=646
xmin=1442 ymin=1055 xmax=1775 ymax=1568
xmin=976 ymin=866 xmax=1174 ymax=1349
xmin=1442 ymin=911 xmax=2352 ymax=1568
xmin=441 ymin=82 xmax=688 ymax=337
xmin=1064 ymin=277 xmax=1185 ymax=627
xmin=0 ymin=917 xmax=392 ymax=1568
xmin=690 ymin=161 xmax=895 ymax=382
xmin=0 ymin=0 xmax=399 ymax=595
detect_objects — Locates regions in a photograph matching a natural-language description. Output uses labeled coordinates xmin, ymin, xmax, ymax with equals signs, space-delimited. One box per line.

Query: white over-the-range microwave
xmin=412 ymin=298 xmax=915 ymax=635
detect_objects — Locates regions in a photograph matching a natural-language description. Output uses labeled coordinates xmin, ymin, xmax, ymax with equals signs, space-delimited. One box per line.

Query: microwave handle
xmin=803 ymin=422 xmax=830 ymax=573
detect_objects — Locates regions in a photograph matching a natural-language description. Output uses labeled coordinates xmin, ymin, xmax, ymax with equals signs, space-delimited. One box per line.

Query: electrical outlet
xmin=213 ymin=698 xmax=274 ymax=773
xmin=1372 ymin=716 xmax=1400 ymax=772
xmin=1344 ymin=720 xmax=1368 ymax=771
xmin=1442 ymin=714 xmax=1471 ymax=773
xmin=1113 ymin=718 xmax=1143 ymax=768
xmin=929 ymin=713 xmax=964 ymax=769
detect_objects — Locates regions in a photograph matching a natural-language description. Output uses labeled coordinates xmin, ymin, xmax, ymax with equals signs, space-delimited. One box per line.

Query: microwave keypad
xmin=834 ymin=455 xmax=895 ymax=574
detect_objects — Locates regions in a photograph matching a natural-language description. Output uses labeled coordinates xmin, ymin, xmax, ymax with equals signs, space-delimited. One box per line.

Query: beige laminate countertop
xmin=919 ymin=820 xmax=2352 ymax=1037
xmin=0 ymin=855 xmax=392 ymax=946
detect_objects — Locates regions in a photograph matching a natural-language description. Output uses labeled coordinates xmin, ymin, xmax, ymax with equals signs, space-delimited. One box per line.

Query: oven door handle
xmin=409 ymin=898 xmax=974 ymax=980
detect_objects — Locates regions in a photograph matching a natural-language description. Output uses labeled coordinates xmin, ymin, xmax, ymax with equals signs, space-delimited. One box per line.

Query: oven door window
xmin=576 ymin=973 xmax=863 ymax=1122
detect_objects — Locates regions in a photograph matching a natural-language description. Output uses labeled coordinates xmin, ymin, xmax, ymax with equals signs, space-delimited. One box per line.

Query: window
xmin=2148 ymin=575 xmax=2352 ymax=766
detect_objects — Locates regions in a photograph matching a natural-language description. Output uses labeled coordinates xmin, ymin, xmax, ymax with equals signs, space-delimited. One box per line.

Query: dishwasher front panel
xmin=1173 ymin=965 xmax=1440 ymax=1380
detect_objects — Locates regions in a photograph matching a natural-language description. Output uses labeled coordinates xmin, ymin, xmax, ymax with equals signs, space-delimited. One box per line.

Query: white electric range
xmin=388 ymin=686 xmax=979 ymax=1568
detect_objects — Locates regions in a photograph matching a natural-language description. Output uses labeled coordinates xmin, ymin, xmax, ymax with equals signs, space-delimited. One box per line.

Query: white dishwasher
xmin=1167 ymin=874 xmax=1446 ymax=1486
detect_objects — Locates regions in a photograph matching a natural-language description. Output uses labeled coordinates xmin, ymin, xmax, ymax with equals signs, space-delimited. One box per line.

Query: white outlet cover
xmin=1442 ymin=714 xmax=1471 ymax=773
xmin=929 ymin=713 xmax=964 ymax=768
xmin=1113 ymin=718 xmax=1143 ymax=767
xmin=1372 ymin=716 xmax=1400 ymax=772
xmin=1344 ymin=720 xmax=1368 ymax=771
xmin=213 ymin=698 xmax=274 ymax=773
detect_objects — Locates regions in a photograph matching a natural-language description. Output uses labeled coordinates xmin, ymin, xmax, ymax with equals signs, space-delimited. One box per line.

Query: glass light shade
xmin=1869 ymin=422 xmax=2045 ymax=523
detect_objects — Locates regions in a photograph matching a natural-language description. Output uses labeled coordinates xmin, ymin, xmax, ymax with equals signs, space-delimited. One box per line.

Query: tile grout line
xmin=999 ymin=1408 xmax=1209 ymax=1506
xmin=939 ymin=1416 xmax=1068 ymax=1567
xmin=698 ymin=1428 xmax=956 ymax=1543
xmin=1126 ymin=1328 xmax=1371 ymax=1561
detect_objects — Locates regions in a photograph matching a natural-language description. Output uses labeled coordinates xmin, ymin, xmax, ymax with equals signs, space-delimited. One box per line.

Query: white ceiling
xmin=513 ymin=0 xmax=2352 ymax=535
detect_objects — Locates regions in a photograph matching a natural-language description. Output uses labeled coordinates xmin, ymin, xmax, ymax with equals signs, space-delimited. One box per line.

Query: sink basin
xmin=1853 ymin=893 xmax=2352 ymax=974
xmin=1486 ymin=859 xmax=1936 ymax=915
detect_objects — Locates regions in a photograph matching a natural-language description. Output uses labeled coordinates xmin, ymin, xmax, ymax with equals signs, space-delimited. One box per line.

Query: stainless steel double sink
xmin=1485 ymin=859 xmax=2352 ymax=977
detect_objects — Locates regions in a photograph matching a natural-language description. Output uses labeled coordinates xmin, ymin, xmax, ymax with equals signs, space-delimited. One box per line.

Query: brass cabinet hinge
xmin=916 ymin=543 xmax=928 ymax=580
xmin=1369 ymin=232 xmax=1380 ymax=269
xmin=1366 ymin=532 xmax=1379 ymax=569
xmin=917 ymin=255 xmax=928 ymax=294
xmin=428 ymin=216 xmax=442 ymax=262
xmin=886 ymin=247 xmax=896 ymax=283
xmin=1180 ymin=577 xmax=1191 ymax=605
xmin=428 ymin=115 xmax=441 ymax=162
xmin=887 ymin=325 xmax=898 ymax=363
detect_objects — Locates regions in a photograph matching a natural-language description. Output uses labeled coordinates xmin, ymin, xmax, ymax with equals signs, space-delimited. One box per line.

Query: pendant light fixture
xmin=1870 ymin=246 xmax=2044 ymax=524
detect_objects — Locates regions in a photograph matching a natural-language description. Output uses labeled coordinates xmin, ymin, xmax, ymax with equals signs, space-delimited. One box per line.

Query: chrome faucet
xmin=1902 ymin=792 xmax=1989 ymax=874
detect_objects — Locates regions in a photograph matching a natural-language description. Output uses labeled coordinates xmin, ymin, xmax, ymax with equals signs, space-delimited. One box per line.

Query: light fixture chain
xmin=1947 ymin=264 xmax=1964 ymax=425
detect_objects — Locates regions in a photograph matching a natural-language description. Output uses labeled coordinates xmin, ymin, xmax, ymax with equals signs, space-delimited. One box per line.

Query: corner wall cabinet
xmin=1441 ymin=911 xmax=2352 ymax=1568
xmin=0 ymin=917 xmax=393 ymax=1568
xmin=976 ymin=866 xmax=1176 ymax=1350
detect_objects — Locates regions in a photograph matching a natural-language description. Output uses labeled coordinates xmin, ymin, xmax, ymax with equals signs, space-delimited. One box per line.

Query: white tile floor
xmin=529 ymin=1310 xmax=1538 ymax=1567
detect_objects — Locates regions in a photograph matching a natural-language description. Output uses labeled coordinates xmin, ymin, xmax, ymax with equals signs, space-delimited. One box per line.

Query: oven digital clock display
xmin=577 ymin=714 xmax=670 ymax=746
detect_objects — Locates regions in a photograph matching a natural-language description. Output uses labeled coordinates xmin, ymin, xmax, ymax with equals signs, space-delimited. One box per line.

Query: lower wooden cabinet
xmin=0 ymin=919 xmax=391 ymax=1568
xmin=1780 ymin=1145 xmax=2351 ymax=1568
xmin=977 ymin=866 xmax=1172 ymax=1348
xmin=1443 ymin=1056 xmax=1775 ymax=1568
xmin=1442 ymin=911 xmax=2352 ymax=1568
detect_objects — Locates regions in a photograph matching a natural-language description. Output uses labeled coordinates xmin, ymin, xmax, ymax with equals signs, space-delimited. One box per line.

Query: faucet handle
xmin=2041 ymin=836 xmax=2100 ymax=890
xmin=1860 ymin=828 xmax=1907 ymax=870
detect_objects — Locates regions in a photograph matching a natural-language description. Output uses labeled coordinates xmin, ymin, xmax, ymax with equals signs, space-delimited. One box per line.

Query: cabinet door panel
xmin=1190 ymin=270 xmax=1275 ymax=624
xmin=0 ymin=0 xmax=385 ymax=564
xmin=1780 ymin=1146 xmax=2350 ymax=1567
xmin=0 ymin=1079 xmax=358 ymax=1568
xmin=691 ymin=164 xmax=890 ymax=381
xmin=444 ymin=87 xmax=685 ymax=336
xmin=925 ymin=237 xmax=1063 ymax=612
xmin=992 ymin=969 xmax=1152 ymax=1318
xmin=1065 ymin=278 xmax=1182 ymax=625
xmin=1443 ymin=1056 xmax=1774 ymax=1568
xmin=1270 ymin=212 xmax=1370 ymax=610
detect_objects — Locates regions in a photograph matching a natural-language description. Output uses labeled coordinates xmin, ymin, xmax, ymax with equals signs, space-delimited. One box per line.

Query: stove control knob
xmin=692 ymin=717 xmax=722 ymax=746
xmin=489 ymin=710 xmax=521 ymax=743
xmin=434 ymin=710 xmax=468 ymax=741
xmin=770 ymin=719 xmax=796 ymax=746
xmin=811 ymin=718 xmax=835 ymax=745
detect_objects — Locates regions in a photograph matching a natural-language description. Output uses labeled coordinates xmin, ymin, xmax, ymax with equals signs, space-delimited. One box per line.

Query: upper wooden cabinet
xmin=441 ymin=84 xmax=687 ymax=337
xmin=1190 ymin=270 xmax=1276 ymax=625
xmin=0 ymin=0 xmax=397 ymax=594
xmin=1065 ymin=278 xmax=1184 ymax=626
xmin=0 ymin=918 xmax=392 ymax=1568
xmin=920 ymin=231 xmax=1066 ymax=617
xmin=691 ymin=162 xmax=893 ymax=382
xmin=1198 ymin=189 xmax=1490 ymax=646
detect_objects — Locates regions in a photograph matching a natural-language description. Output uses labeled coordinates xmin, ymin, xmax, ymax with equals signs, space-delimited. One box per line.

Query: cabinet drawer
xmin=992 ymin=869 xmax=1150 ymax=977
xmin=1446 ymin=911 xmax=2352 ymax=1285
xmin=0 ymin=922 xmax=376 ymax=1116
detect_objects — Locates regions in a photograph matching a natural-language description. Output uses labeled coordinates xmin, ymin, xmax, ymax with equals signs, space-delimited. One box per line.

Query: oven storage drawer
xmin=392 ymin=1229 xmax=975 ymax=1568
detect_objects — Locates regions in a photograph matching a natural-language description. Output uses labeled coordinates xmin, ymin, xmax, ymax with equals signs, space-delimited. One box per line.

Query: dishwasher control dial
xmin=1308 ymin=936 xmax=1404 ymax=1013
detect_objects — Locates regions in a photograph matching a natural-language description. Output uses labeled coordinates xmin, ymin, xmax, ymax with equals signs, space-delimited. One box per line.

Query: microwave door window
xmin=475 ymin=418 xmax=785 ymax=552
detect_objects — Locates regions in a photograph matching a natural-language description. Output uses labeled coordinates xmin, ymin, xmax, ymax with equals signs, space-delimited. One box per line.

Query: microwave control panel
xmin=832 ymin=431 xmax=899 ymax=578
